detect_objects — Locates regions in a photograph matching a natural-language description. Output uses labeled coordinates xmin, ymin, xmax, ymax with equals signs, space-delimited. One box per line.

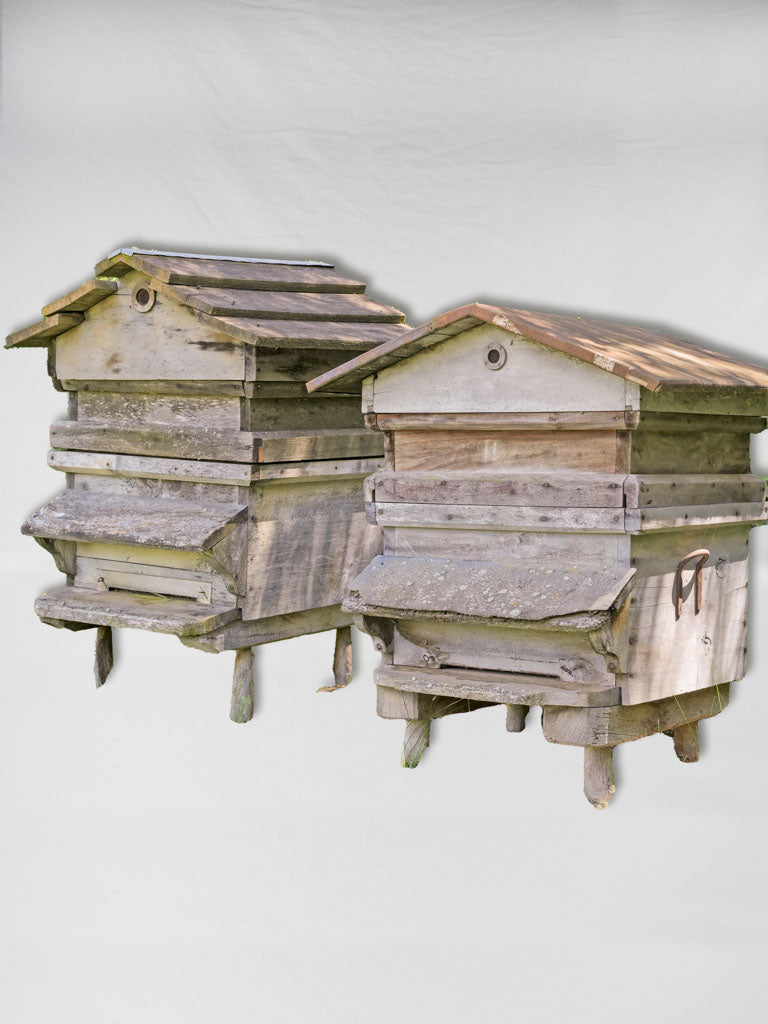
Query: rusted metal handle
xmin=675 ymin=549 xmax=710 ymax=620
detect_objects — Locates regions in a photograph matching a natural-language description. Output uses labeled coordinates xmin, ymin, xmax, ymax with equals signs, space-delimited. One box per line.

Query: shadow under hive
xmin=7 ymin=247 xmax=409 ymax=716
xmin=308 ymin=301 xmax=768 ymax=808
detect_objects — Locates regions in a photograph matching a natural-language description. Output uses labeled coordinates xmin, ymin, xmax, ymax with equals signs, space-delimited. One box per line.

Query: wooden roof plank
xmin=194 ymin=311 xmax=411 ymax=350
xmin=161 ymin=283 xmax=406 ymax=323
xmin=41 ymin=278 xmax=119 ymax=316
xmin=306 ymin=302 xmax=768 ymax=394
xmin=5 ymin=312 xmax=84 ymax=349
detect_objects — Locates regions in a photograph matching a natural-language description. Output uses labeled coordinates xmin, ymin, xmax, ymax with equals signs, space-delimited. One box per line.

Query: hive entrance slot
xmin=95 ymin=567 xmax=212 ymax=605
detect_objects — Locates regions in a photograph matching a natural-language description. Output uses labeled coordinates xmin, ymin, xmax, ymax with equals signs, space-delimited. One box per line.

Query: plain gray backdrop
xmin=2 ymin=1 xmax=767 ymax=1021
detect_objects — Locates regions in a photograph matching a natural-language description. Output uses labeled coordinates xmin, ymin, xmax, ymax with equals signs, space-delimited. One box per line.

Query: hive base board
xmin=374 ymin=662 xmax=729 ymax=808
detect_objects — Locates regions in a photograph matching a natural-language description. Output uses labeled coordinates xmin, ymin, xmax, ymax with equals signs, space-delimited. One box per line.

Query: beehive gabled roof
xmin=6 ymin=248 xmax=409 ymax=351
xmin=306 ymin=302 xmax=768 ymax=393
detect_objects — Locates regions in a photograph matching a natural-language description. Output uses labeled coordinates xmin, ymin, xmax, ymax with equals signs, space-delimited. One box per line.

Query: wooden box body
xmin=12 ymin=253 xmax=408 ymax=650
xmin=335 ymin=320 xmax=767 ymax=707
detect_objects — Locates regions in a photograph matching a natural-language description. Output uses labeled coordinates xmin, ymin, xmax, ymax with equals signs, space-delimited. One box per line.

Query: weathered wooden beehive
xmin=308 ymin=302 xmax=768 ymax=806
xmin=7 ymin=247 xmax=409 ymax=717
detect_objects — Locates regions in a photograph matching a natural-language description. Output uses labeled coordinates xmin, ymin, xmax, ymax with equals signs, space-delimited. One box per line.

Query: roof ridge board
xmin=192 ymin=309 xmax=410 ymax=350
xmin=105 ymin=247 xmax=333 ymax=267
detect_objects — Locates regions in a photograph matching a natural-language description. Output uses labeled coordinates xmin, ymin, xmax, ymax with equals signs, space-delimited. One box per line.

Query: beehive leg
xmin=318 ymin=626 xmax=353 ymax=693
xmin=583 ymin=746 xmax=615 ymax=810
xmin=94 ymin=626 xmax=114 ymax=687
xmin=402 ymin=719 xmax=430 ymax=769
xmin=230 ymin=647 xmax=255 ymax=723
xmin=506 ymin=704 xmax=529 ymax=733
xmin=672 ymin=720 xmax=700 ymax=763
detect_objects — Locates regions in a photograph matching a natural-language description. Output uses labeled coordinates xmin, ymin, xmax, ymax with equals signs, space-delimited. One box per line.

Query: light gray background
xmin=2 ymin=2 xmax=768 ymax=1021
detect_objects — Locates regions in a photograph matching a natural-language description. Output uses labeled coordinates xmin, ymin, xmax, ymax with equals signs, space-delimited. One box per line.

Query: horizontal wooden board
xmin=256 ymin=429 xmax=383 ymax=463
xmin=23 ymin=491 xmax=246 ymax=551
xmin=394 ymin=429 xmax=620 ymax=472
xmin=162 ymin=283 xmax=405 ymax=323
xmin=625 ymin=501 xmax=766 ymax=532
xmin=76 ymin=391 xmax=241 ymax=429
xmin=181 ymin=604 xmax=351 ymax=652
xmin=374 ymin=411 xmax=633 ymax=431
xmin=94 ymin=253 xmax=365 ymax=291
xmin=374 ymin=501 xmax=625 ymax=532
xmin=637 ymin=411 xmax=766 ymax=433
xmin=51 ymin=421 xmax=259 ymax=462
xmin=6 ymin=312 xmax=84 ymax=348
xmin=630 ymin=430 xmax=751 ymax=473
xmin=375 ymin=664 xmax=621 ymax=708
xmin=624 ymin=473 xmax=766 ymax=508
xmin=372 ymin=470 xmax=626 ymax=508
xmin=35 ymin=585 xmax=238 ymax=636
xmin=61 ymin=379 xmax=249 ymax=397
xmin=41 ymin=278 xmax=119 ymax=316
xmin=346 ymin=555 xmax=635 ymax=622
xmin=202 ymin=316 xmax=410 ymax=351
xmin=49 ymin=449 xmax=251 ymax=485
xmin=76 ymin=555 xmax=235 ymax=607
xmin=640 ymin=386 xmax=768 ymax=416
xmin=255 ymin=456 xmax=382 ymax=481
xmin=248 ymin=396 xmax=363 ymax=431
xmin=543 ymin=683 xmax=730 ymax=745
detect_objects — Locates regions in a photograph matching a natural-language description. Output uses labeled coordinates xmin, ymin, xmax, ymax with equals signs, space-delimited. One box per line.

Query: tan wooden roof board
xmin=7 ymin=248 xmax=408 ymax=352
xmin=345 ymin=555 xmax=636 ymax=623
xmin=306 ymin=302 xmax=768 ymax=394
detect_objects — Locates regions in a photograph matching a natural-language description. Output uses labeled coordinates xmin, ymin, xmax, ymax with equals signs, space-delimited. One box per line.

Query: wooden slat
xmin=41 ymin=279 xmax=119 ymax=316
xmin=195 ymin=313 xmax=411 ymax=350
xmin=256 ymin=429 xmax=383 ymax=463
xmin=375 ymin=664 xmax=621 ymax=708
xmin=22 ymin=491 xmax=247 ymax=550
xmin=35 ymin=586 xmax=238 ymax=636
xmin=625 ymin=501 xmax=766 ymax=532
xmin=61 ymin=379 xmax=249 ymax=397
xmin=6 ymin=312 xmax=83 ymax=348
xmin=374 ymin=502 xmax=625 ymax=532
xmin=624 ymin=473 xmax=766 ymax=508
xmin=48 ymin=450 xmax=252 ymax=485
xmin=542 ymin=683 xmax=729 ymax=746
xmin=345 ymin=555 xmax=635 ymax=622
xmin=373 ymin=470 xmax=626 ymax=508
xmin=94 ymin=252 xmax=362 ymax=291
xmin=631 ymin=430 xmax=750 ymax=473
xmin=181 ymin=604 xmax=351 ymax=653
xmin=394 ymin=429 xmax=620 ymax=472
xmin=374 ymin=411 xmax=634 ymax=431
xmin=51 ymin=421 xmax=258 ymax=462
xmin=161 ymin=283 xmax=405 ymax=323
xmin=638 ymin=411 xmax=766 ymax=433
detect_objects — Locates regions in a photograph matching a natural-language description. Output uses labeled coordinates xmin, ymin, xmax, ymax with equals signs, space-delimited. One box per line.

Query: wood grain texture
xmin=230 ymin=647 xmax=255 ymax=723
xmin=373 ymin=501 xmax=625 ymax=532
xmin=35 ymin=586 xmax=239 ymax=636
xmin=673 ymin=721 xmax=700 ymax=762
xmin=42 ymin=279 xmax=119 ymax=316
xmin=49 ymin=450 xmax=252 ymax=486
xmin=23 ymin=491 xmax=246 ymax=551
xmin=181 ymin=604 xmax=351 ymax=652
xmin=630 ymin=430 xmax=750 ymax=474
xmin=372 ymin=470 xmax=626 ymax=508
xmin=318 ymin=626 xmax=354 ymax=692
xmin=375 ymin=663 xmax=621 ymax=707
xmin=584 ymin=746 xmax=615 ymax=810
xmin=94 ymin=626 xmax=114 ymax=687
xmin=542 ymin=683 xmax=729 ymax=746
xmin=624 ymin=473 xmax=765 ymax=509
xmin=51 ymin=422 xmax=259 ymax=462
xmin=6 ymin=312 xmax=84 ymax=348
xmin=402 ymin=719 xmax=430 ymax=767
xmin=393 ymin=429 xmax=620 ymax=472
xmin=76 ymin=391 xmax=241 ymax=429
xmin=373 ymin=411 xmax=634 ymax=431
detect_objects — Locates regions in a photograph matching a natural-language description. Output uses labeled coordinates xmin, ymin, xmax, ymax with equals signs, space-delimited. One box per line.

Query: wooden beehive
xmin=307 ymin=302 xmax=768 ymax=806
xmin=7 ymin=247 xmax=409 ymax=716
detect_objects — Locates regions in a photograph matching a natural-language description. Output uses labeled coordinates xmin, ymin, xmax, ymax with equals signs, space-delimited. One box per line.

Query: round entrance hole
xmin=484 ymin=342 xmax=507 ymax=369
xmin=131 ymin=282 xmax=156 ymax=312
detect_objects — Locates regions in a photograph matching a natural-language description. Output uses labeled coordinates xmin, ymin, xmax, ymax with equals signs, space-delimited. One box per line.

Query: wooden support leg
xmin=402 ymin=719 xmax=430 ymax=769
xmin=318 ymin=625 xmax=353 ymax=693
xmin=94 ymin=625 xmax=113 ymax=687
xmin=673 ymin=720 xmax=700 ymax=763
xmin=230 ymin=647 xmax=255 ymax=723
xmin=583 ymin=746 xmax=615 ymax=810
xmin=506 ymin=704 xmax=529 ymax=733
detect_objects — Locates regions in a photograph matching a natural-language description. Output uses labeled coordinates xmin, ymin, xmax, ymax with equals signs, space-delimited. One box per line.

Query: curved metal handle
xmin=675 ymin=548 xmax=710 ymax=620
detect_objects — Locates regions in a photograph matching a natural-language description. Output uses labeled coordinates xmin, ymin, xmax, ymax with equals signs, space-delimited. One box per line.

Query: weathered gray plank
xmin=51 ymin=422 xmax=258 ymax=462
xmin=375 ymin=663 xmax=621 ymax=707
xmin=402 ymin=720 xmax=430 ymax=768
xmin=256 ymin=429 xmax=383 ymax=463
xmin=584 ymin=747 xmax=615 ymax=810
xmin=637 ymin=411 xmax=765 ymax=433
xmin=62 ymin=379 xmax=249 ymax=397
xmin=373 ymin=501 xmax=625 ymax=532
xmin=76 ymin=391 xmax=241 ymax=429
xmin=374 ymin=411 xmax=633 ymax=431
xmin=631 ymin=430 xmax=750 ymax=473
xmin=23 ymin=491 xmax=246 ymax=551
xmin=542 ymin=683 xmax=729 ymax=746
xmin=49 ymin=450 xmax=252 ymax=485
xmin=624 ymin=473 xmax=766 ymax=509
xmin=318 ymin=625 xmax=353 ymax=692
xmin=372 ymin=470 xmax=626 ymax=508
xmin=181 ymin=604 xmax=351 ymax=652
xmin=35 ymin=586 xmax=239 ymax=636
xmin=625 ymin=501 xmax=766 ymax=532
xmin=162 ymin=283 xmax=405 ymax=322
